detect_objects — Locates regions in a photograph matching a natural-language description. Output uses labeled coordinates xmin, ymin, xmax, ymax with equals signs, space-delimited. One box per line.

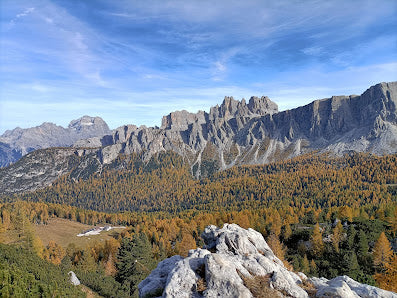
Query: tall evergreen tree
xmin=343 ymin=251 xmax=360 ymax=279
xmin=116 ymin=233 xmax=155 ymax=296
xmin=345 ymin=225 xmax=356 ymax=250
xmin=357 ymin=230 xmax=369 ymax=257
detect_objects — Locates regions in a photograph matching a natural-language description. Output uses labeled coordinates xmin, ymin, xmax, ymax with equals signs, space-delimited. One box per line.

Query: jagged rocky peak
xmin=248 ymin=95 xmax=278 ymax=115
xmin=161 ymin=95 xmax=279 ymax=130
xmin=139 ymin=224 xmax=396 ymax=298
xmin=217 ymin=95 xmax=278 ymax=119
xmin=68 ymin=115 xmax=110 ymax=134
xmin=2 ymin=82 xmax=396 ymax=186
xmin=219 ymin=96 xmax=241 ymax=118
xmin=161 ymin=110 xmax=206 ymax=130
xmin=160 ymin=95 xmax=279 ymax=131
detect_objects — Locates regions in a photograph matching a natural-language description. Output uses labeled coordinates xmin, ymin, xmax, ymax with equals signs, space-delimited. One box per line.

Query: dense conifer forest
xmin=3 ymin=152 xmax=396 ymax=213
xmin=0 ymin=152 xmax=396 ymax=296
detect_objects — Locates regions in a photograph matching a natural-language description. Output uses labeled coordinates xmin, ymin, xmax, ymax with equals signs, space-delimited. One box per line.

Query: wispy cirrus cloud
xmin=5 ymin=7 xmax=35 ymax=29
xmin=0 ymin=0 xmax=396 ymax=132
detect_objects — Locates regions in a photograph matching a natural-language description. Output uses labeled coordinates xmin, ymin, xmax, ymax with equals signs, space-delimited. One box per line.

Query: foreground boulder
xmin=68 ymin=271 xmax=80 ymax=286
xmin=310 ymin=275 xmax=396 ymax=298
xmin=139 ymin=224 xmax=396 ymax=298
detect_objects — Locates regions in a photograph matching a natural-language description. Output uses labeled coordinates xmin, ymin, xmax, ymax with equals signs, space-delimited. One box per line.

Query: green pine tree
xmin=301 ymin=254 xmax=310 ymax=274
xmin=343 ymin=251 xmax=360 ymax=279
xmin=116 ymin=232 xmax=156 ymax=296
xmin=357 ymin=230 xmax=369 ymax=257
xmin=345 ymin=225 xmax=356 ymax=250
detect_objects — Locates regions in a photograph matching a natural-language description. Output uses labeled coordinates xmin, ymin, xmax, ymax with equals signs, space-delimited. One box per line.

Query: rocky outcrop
xmin=0 ymin=116 xmax=110 ymax=167
xmin=139 ymin=224 xmax=396 ymax=298
xmin=311 ymin=275 xmax=396 ymax=298
xmin=0 ymin=147 xmax=101 ymax=193
xmin=1 ymin=82 xmax=396 ymax=193
xmin=68 ymin=271 xmax=80 ymax=286
xmin=75 ymin=82 xmax=396 ymax=178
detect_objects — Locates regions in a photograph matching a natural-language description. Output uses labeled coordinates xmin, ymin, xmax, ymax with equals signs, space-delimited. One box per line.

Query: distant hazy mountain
xmin=0 ymin=116 xmax=110 ymax=167
xmin=0 ymin=82 xmax=396 ymax=193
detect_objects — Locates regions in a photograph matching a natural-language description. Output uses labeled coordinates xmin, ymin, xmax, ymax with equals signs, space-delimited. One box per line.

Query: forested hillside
xmin=0 ymin=152 xmax=396 ymax=296
xmin=4 ymin=152 xmax=396 ymax=213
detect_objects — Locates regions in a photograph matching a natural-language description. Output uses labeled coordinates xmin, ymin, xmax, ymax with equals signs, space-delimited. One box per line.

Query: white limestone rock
xmin=139 ymin=223 xmax=307 ymax=298
xmin=204 ymin=253 xmax=253 ymax=298
xmin=139 ymin=255 xmax=183 ymax=298
xmin=139 ymin=224 xmax=397 ymax=298
xmin=68 ymin=271 xmax=80 ymax=286
xmin=312 ymin=275 xmax=397 ymax=298
xmin=163 ymin=249 xmax=210 ymax=298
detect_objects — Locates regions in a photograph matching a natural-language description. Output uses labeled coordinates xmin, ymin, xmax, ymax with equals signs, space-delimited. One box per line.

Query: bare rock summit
xmin=139 ymin=224 xmax=397 ymax=298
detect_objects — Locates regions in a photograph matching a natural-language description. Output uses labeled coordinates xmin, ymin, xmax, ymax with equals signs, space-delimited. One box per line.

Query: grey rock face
xmin=139 ymin=255 xmax=183 ymax=297
xmin=310 ymin=275 xmax=397 ymax=298
xmin=0 ymin=116 xmax=110 ymax=167
xmin=139 ymin=224 xmax=396 ymax=298
xmin=68 ymin=271 xmax=80 ymax=286
xmin=0 ymin=147 xmax=101 ymax=194
xmin=77 ymin=82 xmax=397 ymax=179
xmin=139 ymin=223 xmax=308 ymax=298
xmin=1 ymin=82 xmax=396 ymax=193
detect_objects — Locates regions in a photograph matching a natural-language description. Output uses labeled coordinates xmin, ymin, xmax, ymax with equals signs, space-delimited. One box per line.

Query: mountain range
xmin=0 ymin=116 xmax=110 ymax=167
xmin=0 ymin=81 xmax=396 ymax=194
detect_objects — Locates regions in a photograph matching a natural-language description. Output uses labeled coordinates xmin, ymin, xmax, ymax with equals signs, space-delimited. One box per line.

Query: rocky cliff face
xmin=0 ymin=116 xmax=110 ymax=167
xmin=77 ymin=82 xmax=397 ymax=178
xmin=0 ymin=147 xmax=101 ymax=193
xmin=139 ymin=224 xmax=396 ymax=298
xmin=0 ymin=82 xmax=396 ymax=193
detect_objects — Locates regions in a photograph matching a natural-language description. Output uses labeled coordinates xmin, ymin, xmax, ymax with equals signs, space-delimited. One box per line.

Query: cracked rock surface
xmin=139 ymin=224 xmax=397 ymax=298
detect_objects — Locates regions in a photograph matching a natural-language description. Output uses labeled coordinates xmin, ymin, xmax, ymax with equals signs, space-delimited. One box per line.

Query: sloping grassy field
xmin=33 ymin=218 xmax=124 ymax=248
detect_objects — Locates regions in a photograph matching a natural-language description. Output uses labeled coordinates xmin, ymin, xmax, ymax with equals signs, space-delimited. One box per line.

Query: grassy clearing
xmin=34 ymin=218 xmax=124 ymax=248
xmin=79 ymin=284 xmax=103 ymax=298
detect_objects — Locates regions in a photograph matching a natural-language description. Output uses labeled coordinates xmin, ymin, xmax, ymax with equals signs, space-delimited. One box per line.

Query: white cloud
xmin=16 ymin=7 xmax=34 ymax=18
xmin=1 ymin=0 xmax=396 ymax=132
xmin=302 ymin=46 xmax=323 ymax=57
xmin=6 ymin=7 xmax=35 ymax=29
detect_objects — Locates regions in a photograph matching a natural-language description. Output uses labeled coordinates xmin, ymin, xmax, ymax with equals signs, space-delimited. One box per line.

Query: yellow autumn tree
xmin=267 ymin=233 xmax=286 ymax=261
xmin=267 ymin=233 xmax=291 ymax=269
xmin=339 ymin=206 xmax=353 ymax=222
xmin=270 ymin=210 xmax=282 ymax=237
xmin=176 ymin=233 xmax=196 ymax=257
xmin=104 ymin=252 xmax=117 ymax=276
xmin=310 ymin=259 xmax=317 ymax=275
xmin=377 ymin=253 xmax=397 ymax=292
xmin=0 ymin=221 xmax=5 ymax=243
xmin=283 ymin=223 xmax=292 ymax=240
xmin=43 ymin=240 xmax=66 ymax=265
xmin=332 ymin=221 xmax=343 ymax=253
xmin=301 ymin=254 xmax=310 ymax=274
xmin=310 ymin=223 xmax=324 ymax=257
xmin=373 ymin=232 xmax=393 ymax=269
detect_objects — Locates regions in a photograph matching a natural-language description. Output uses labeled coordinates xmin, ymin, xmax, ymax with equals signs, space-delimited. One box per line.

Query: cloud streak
xmin=0 ymin=0 xmax=396 ymax=132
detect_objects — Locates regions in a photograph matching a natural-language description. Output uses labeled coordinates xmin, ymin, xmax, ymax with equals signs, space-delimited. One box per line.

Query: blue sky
xmin=1 ymin=0 xmax=396 ymax=133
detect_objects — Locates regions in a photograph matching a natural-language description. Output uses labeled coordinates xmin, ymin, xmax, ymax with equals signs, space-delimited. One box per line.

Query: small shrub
xmin=240 ymin=273 xmax=281 ymax=298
